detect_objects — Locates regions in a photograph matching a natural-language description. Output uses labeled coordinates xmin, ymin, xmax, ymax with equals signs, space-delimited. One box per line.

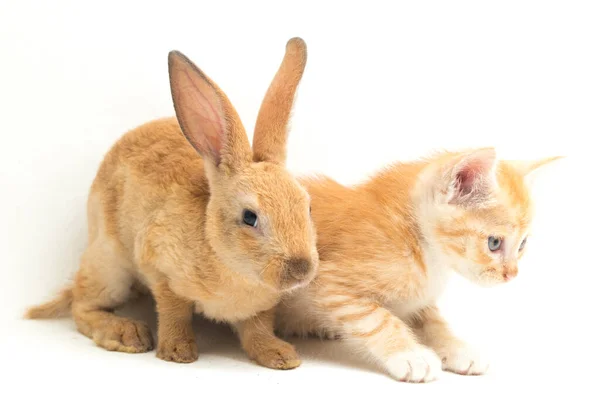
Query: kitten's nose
xmin=285 ymin=257 xmax=312 ymax=281
xmin=503 ymin=264 xmax=518 ymax=281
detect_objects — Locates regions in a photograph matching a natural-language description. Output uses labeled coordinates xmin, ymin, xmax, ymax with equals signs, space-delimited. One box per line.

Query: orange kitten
xmin=276 ymin=148 xmax=561 ymax=382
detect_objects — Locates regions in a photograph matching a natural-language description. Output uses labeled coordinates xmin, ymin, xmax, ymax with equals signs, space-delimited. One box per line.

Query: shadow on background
xmin=115 ymin=293 xmax=382 ymax=376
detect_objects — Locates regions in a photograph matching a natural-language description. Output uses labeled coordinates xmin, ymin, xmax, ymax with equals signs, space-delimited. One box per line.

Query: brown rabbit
xmin=25 ymin=37 xmax=318 ymax=370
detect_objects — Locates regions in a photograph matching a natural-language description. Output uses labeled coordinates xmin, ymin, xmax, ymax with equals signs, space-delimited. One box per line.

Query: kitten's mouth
xmin=478 ymin=265 xmax=518 ymax=286
xmin=452 ymin=265 xmax=502 ymax=287
xmin=476 ymin=272 xmax=507 ymax=287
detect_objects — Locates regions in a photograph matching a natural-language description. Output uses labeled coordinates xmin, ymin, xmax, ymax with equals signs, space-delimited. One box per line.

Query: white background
xmin=1 ymin=0 xmax=599 ymax=398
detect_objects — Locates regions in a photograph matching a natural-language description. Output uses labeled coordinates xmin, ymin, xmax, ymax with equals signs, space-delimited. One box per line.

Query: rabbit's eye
xmin=242 ymin=209 xmax=258 ymax=227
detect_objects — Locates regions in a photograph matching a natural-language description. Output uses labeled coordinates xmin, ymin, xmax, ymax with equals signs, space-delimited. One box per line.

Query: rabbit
xmin=25 ymin=37 xmax=318 ymax=370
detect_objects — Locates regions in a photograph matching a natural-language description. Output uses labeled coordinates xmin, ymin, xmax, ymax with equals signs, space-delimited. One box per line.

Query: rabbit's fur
xmin=26 ymin=38 xmax=318 ymax=369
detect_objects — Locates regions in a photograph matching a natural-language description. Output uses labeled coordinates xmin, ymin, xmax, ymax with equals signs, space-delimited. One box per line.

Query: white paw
xmin=385 ymin=346 xmax=442 ymax=383
xmin=441 ymin=344 xmax=490 ymax=375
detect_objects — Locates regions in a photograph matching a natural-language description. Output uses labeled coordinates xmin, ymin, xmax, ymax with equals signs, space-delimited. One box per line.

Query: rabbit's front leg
xmin=235 ymin=308 xmax=301 ymax=370
xmin=153 ymin=280 xmax=199 ymax=363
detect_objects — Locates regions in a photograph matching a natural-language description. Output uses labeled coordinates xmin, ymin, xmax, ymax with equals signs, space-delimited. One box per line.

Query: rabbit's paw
xmin=92 ymin=319 xmax=154 ymax=353
xmin=156 ymin=336 xmax=199 ymax=363
xmin=247 ymin=337 xmax=301 ymax=370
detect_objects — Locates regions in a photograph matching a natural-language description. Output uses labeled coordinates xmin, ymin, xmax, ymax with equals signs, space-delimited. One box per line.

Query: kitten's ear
xmin=510 ymin=156 xmax=564 ymax=183
xmin=439 ymin=148 xmax=498 ymax=207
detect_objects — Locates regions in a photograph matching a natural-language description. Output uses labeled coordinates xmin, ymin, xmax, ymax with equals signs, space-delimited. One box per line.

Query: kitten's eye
xmin=242 ymin=209 xmax=258 ymax=227
xmin=488 ymin=236 xmax=502 ymax=252
xmin=309 ymin=205 xmax=312 ymax=215
xmin=519 ymin=237 xmax=527 ymax=251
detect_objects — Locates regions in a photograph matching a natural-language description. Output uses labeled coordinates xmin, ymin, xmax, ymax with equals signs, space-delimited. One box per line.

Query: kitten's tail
xmin=25 ymin=286 xmax=73 ymax=319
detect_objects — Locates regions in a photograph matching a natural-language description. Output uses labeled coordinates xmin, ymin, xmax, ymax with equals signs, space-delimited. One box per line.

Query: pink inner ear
xmin=182 ymin=69 xmax=224 ymax=157
xmin=452 ymin=152 xmax=495 ymax=202
xmin=456 ymin=167 xmax=478 ymax=196
xmin=169 ymin=52 xmax=227 ymax=165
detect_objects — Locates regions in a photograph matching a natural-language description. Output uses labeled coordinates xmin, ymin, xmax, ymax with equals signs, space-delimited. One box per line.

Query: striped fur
xmin=276 ymin=148 xmax=561 ymax=382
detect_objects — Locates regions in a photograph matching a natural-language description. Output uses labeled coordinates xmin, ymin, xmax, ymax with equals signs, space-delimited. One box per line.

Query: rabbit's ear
xmin=252 ymin=37 xmax=308 ymax=165
xmin=168 ymin=51 xmax=252 ymax=173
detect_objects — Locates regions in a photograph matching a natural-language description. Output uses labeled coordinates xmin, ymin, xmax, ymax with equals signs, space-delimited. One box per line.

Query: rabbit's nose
xmin=285 ymin=257 xmax=312 ymax=280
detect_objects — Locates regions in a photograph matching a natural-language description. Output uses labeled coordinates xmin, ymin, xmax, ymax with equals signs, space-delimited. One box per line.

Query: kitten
xmin=275 ymin=147 xmax=560 ymax=382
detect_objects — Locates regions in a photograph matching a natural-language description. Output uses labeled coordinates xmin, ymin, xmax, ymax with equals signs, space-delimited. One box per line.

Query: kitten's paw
xmin=385 ymin=346 xmax=442 ymax=383
xmin=440 ymin=344 xmax=489 ymax=375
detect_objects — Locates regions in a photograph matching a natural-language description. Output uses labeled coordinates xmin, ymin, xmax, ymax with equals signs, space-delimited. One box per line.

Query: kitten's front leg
xmin=322 ymin=294 xmax=442 ymax=383
xmin=411 ymin=306 xmax=489 ymax=375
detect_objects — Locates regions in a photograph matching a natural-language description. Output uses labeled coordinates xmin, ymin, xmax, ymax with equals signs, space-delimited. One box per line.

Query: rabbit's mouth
xmin=257 ymin=255 xmax=317 ymax=293
xmin=280 ymin=277 xmax=313 ymax=293
xmin=279 ymin=258 xmax=317 ymax=292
